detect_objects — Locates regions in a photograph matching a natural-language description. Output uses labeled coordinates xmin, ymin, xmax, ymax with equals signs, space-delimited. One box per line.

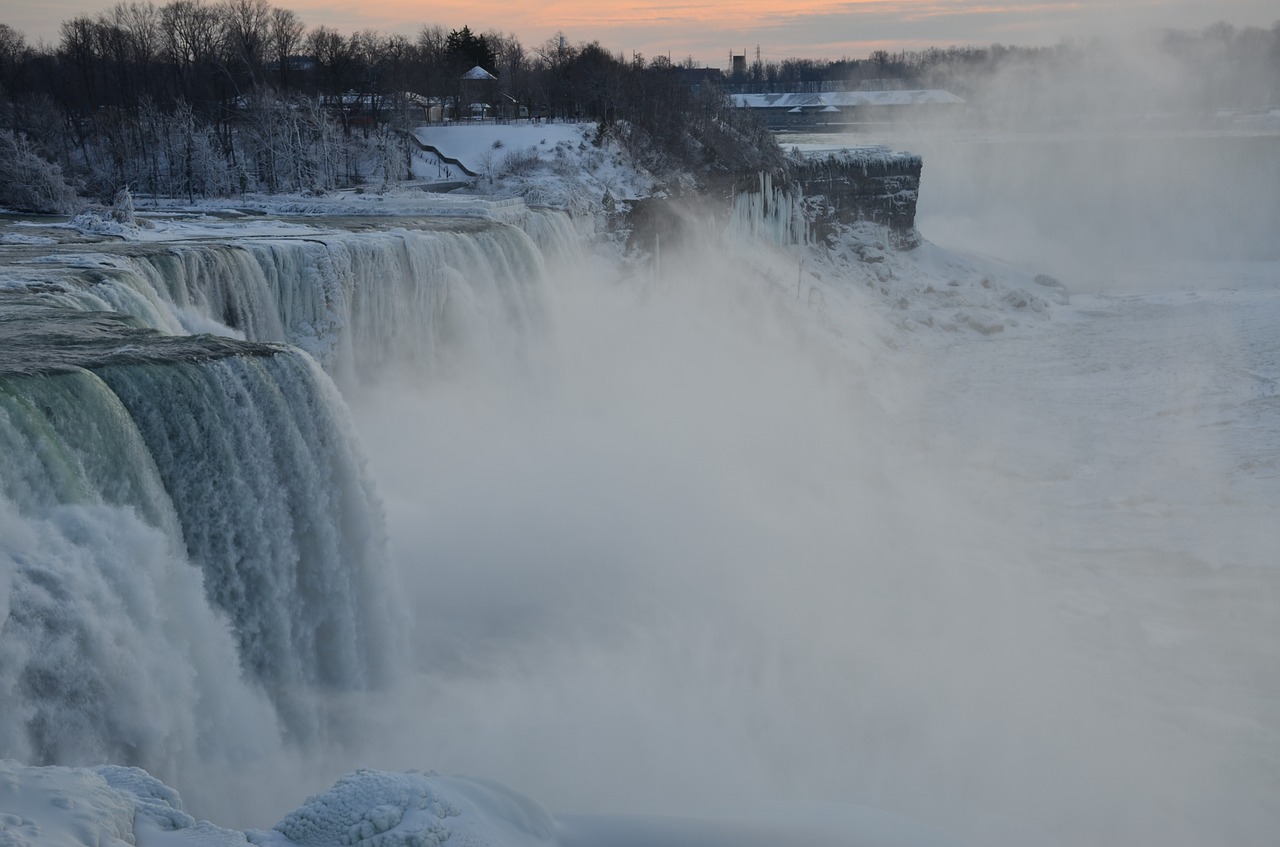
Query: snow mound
xmin=412 ymin=125 xmax=589 ymax=177
xmin=809 ymin=219 xmax=1069 ymax=342
xmin=0 ymin=759 xmax=141 ymax=847
xmin=412 ymin=123 xmax=657 ymax=230
xmin=67 ymin=208 xmax=148 ymax=238
xmin=94 ymin=766 xmax=194 ymax=832
xmin=255 ymin=770 xmax=555 ymax=847
xmin=266 ymin=770 xmax=456 ymax=847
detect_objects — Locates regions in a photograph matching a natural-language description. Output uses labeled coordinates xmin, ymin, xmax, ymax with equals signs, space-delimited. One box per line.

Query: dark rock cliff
xmin=790 ymin=147 xmax=923 ymax=248
xmin=624 ymin=145 xmax=923 ymax=255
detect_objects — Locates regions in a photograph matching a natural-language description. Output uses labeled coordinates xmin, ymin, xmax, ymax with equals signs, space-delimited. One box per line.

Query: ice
xmin=1 ymin=761 xmax=959 ymax=847
xmin=0 ymin=760 xmax=151 ymax=847
xmin=259 ymin=770 xmax=555 ymax=847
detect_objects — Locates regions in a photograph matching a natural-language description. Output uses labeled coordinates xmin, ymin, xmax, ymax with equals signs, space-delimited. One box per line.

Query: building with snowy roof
xmin=731 ymin=89 xmax=964 ymax=128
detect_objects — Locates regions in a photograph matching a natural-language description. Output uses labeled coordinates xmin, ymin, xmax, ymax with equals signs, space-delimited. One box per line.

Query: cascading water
xmin=96 ymin=353 xmax=401 ymax=733
xmin=0 ymin=211 xmax=572 ymax=800
xmin=38 ymin=213 xmax=574 ymax=385
xmin=0 ymin=355 xmax=278 ymax=779
xmin=0 ymin=310 xmax=402 ymax=754
xmin=0 ymin=482 xmax=282 ymax=777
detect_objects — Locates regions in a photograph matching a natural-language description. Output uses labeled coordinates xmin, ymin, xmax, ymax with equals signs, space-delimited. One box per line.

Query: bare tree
xmin=160 ymin=0 xmax=226 ymax=110
xmin=267 ymin=6 xmax=303 ymax=89
xmin=222 ymin=0 xmax=270 ymax=87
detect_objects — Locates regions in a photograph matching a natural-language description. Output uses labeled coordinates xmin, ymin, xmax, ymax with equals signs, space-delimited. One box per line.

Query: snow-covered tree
xmin=0 ymin=130 xmax=79 ymax=213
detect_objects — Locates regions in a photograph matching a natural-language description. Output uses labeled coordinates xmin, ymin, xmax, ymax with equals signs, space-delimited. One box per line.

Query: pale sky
xmin=5 ymin=0 xmax=1277 ymax=65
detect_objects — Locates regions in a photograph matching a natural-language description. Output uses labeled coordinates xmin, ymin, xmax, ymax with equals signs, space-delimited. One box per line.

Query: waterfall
xmin=0 ymin=363 xmax=285 ymax=778
xmin=41 ymin=211 xmax=577 ymax=385
xmin=95 ymin=352 xmax=401 ymax=735
xmin=0 ymin=486 xmax=284 ymax=779
xmin=0 ymin=208 xmax=574 ymax=804
xmin=0 ymin=345 xmax=402 ymax=772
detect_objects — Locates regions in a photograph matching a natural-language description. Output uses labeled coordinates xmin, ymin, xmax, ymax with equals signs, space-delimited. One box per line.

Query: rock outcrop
xmin=791 ymin=147 xmax=922 ymax=248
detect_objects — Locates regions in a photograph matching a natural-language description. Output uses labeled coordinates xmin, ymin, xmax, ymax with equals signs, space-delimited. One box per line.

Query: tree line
xmin=0 ymin=1 xmax=787 ymax=211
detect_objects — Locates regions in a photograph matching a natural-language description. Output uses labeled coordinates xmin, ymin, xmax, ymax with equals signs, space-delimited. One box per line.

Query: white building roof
xmin=731 ymin=89 xmax=964 ymax=110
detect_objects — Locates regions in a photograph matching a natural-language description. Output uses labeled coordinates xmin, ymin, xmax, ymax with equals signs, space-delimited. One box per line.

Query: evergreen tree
xmin=445 ymin=26 xmax=495 ymax=71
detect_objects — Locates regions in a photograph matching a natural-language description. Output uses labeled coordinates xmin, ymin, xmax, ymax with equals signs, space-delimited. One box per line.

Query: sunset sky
xmin=9 ymin=0 xmax=1278 ymax=65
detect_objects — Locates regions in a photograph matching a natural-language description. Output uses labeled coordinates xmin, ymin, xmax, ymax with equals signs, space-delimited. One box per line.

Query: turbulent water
xmin=0 ymin=339 xmax=393 ymax=760
xmin=11 ymin=218 xmax=561 ymax=382
xmin=0 ymin=212 xmax=573 ymax=800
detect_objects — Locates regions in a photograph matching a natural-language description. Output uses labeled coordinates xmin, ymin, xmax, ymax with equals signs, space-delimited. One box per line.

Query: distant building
xmin=459 ymin=66 xmax=499 ymax=121
xmin=730 ymin=89 xmax=965 ymax=128
xmin=460 ymin=65 xmax=498 ymax=82
xmin=678 ymin=67 xmax=724 ymax=90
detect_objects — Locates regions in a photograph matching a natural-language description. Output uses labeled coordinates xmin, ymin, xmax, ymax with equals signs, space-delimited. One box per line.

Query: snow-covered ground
xmin=411 ymin=124 xmax=594 ymax=178
xmin=0 ymin=760 xmax=963 ymax=847
xmin=411 ymin=123 xmax=657 ymax=215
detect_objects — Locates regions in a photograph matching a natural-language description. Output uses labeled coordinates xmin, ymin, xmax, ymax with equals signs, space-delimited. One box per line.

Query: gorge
xmin=1 ymin=132 xmax=1277 ymax=847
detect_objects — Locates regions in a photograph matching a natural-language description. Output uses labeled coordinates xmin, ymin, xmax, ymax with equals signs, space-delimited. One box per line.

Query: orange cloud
xmin=292 ymin=0 xmax=1086 ymax=34
xmin=13 ymin=0 xmax=1268 ymax=66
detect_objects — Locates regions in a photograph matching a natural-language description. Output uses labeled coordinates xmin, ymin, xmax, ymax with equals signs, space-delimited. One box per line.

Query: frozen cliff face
xmin=792 ymin=147 xmax=923 ymax=249
xmin=622 ymin=146 xmax=921 ymax=259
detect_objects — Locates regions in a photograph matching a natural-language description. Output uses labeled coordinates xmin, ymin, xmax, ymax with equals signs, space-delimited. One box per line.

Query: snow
xmin=410 ymin=123 xmax=656 ymax=214
xmin=411 ymin=125 xmax=591 ymax=178
xmin=255 ymin=770 xmax=555 ymax=847
xmin=787 ymin=218 xmax=1067 ymax=342
xmin=0 ymin=195 xmax=538 ymax=246
xmin=917 ymin=267 xmax=1280 ymax=568
xmin=0 ymin=762 xmax=960 ymax=847
xmin=0 ymin=232 xmax=56 ymax=246
xmin=0 ymin=761 xmax=241 ymax=847
xmin=731 ymin=90 xmax=965 ymax=110
xmin=0 ymin=761 xmax=137 ymax=847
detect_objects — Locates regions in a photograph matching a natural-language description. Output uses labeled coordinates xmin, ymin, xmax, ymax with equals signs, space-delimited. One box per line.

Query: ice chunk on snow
xmin=254 ymin=769 xmax=554 ymax=847
xmin=94 ymin=765 xmax=194 ymax=832
xmin=264 ymin=770 xmax=453 ymax=847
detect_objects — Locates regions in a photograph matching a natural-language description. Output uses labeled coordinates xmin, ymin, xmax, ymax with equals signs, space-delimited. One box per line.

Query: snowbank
xmin=0 ymin=763 xmax=554 ymax=847
xmin=411 ymin=125 xmax=590 ymax=178
xmin=795 ymin=217 xmax=1069 ymax=343
xmin=0 ymin=762 xmax=964 ymax=847
xmin=252 ymin=770 xmax=555 ymax=847
xmin=0 ymin=760 xmax=238 ymax=847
